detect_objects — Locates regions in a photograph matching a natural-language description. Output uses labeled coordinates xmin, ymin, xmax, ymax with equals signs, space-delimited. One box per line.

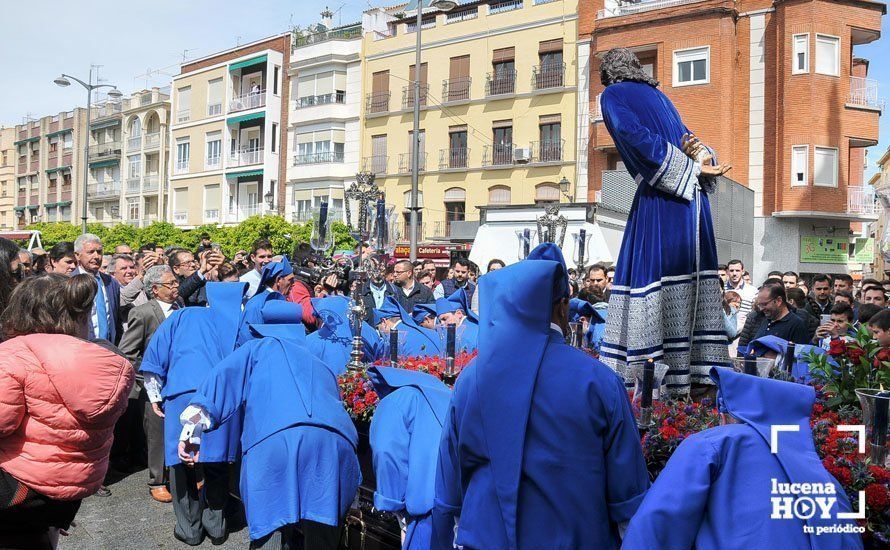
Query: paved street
xmin=59 ymin=468 xmax=247 ymax=549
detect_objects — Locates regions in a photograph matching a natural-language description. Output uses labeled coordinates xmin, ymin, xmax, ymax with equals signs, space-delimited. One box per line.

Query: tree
xmin=136 ymin=222 xmax=184 ymax=249
xmin=25 ymin=222 xmax=108 ymax=248
xmin=226 ymin=215 xmax=301 ymax=257
xmin=103 ymin=224 xmax=140 ymax=251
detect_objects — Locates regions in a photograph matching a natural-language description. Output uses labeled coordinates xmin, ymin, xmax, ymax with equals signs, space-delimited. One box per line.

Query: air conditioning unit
xmin=514 ymin=147 xmax=531 ymax=163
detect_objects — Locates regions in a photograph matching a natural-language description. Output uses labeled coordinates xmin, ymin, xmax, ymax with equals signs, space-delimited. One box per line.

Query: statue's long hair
xmin=600 ymin=48 xmax=660 ymax=88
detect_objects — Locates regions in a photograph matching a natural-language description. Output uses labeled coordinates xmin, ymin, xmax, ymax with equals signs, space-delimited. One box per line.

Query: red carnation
xmin=832 ymin=467 xmax=852 ymax=486
xmin=828 ymin=339 xmax=847 ymax=357
xmin=865 ymin=483 xmax=890 ymax=510
xmin=659 ymin=426 xmax=680 ymax=440
xmin=846 ymin=347 xmax=866 ymax=364
xmin=877 ymin=347 xmax=890 ymax=363
xmin=869 ymin=465 xmax=890 ymax=483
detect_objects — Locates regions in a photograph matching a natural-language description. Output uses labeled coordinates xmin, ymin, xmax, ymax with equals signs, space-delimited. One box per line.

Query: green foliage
xmin=808 ymin=324 xmax=890 ymax=408
xmin=20 ymin=216 xmax=356 ymax=258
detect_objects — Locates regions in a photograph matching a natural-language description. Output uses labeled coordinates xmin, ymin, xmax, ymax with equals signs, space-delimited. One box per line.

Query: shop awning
xmin=226 ymin=111 xmax=265 ymax=125
xmin=89 ymin=159 xmax=119 ymax=168
xmin=46 ymin=129 xmax=73 ymax=138
xmin=229 ymin=54 xmax=267 ymax=72
xmin=226 ymin=169 xmax=263 ymax=179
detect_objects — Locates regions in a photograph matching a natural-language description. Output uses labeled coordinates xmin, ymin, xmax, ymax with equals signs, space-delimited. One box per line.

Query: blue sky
xmin=1 ymin=1 xmax=887 ymax=176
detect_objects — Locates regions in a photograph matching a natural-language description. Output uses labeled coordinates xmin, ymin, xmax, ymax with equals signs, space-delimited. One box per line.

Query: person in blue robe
xmin=236 ymin=258 xmax=297 ymax=347
xmin=140 ymin=282 xmax=248 ymax=546
xmin=367 ymin=366 xmax=451 ymax=549
xmin=179 ymin=320 xmax=360 ymax=549
xmin=623 ymin=367 xmax=863 ymax=550
xmin=747 ymin=335 xmax=836 ymax=383
xmin=596 ymin=48 xmax=731 ymax=396
xmin=412 ymin=303 xmax=437 ymax=330
xmin=373 ymin=296 xmax=443 ymax=358
xmin=569 ymin=297 xmax=609 ymax=353
xmin=305 ymin=295 xmax=383 ymax=374
xmin=432 ymin=243 xmax=649 ymax=549
xmin=434 ymin=288 xmax=479 ymax=352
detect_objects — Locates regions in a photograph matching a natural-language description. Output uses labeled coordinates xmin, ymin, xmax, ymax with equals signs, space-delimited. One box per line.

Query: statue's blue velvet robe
xmin=140 ymin=282 xmax=246 ymax=466
xmin=368 ymin=367 xmax=451 ymax=549
xmin=189 ymin=325 xmax=360 ymax=541
xmin=623 ymin=367 xmax=862 ymax=550
xmin=306 ymin=296 xmax=384 ymax=374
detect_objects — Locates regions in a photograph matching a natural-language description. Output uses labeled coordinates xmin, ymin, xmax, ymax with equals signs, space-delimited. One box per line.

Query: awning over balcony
xmin=89 ymin=159 xmax=119 ymax=168
xmin=45 ymin=129 xmax=73 ymax=138
xmin=226 ymin=111 xmax=265 ymax=125
xmin=13 ymin=137 xmax=39 ymax=145
xmin=57 ymin=201 xmax=72 ymax=207
xmin=226 ymin=169 xmax=263 ymax=179
xmin=46 ymin=165 xmax=72 ymax=174
xmin=229 ymin=54 xmax=267 ymax=72
xmin=90 ymin=118 xmax=121 ymax=130
xmin=13 ymin=206 xmax=25 ymax=212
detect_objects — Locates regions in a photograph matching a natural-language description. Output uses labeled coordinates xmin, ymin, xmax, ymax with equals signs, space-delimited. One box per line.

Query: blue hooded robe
xmin=623 ymin=367 xmax=863 ymax=550
xmin=432 ymin=243 xmax=650 ymax=550
xmin=141 ymin=282 xmax=247 ymax=466
xmin=188 ymin=323 xmax=360 ymax=541
xmin=569 ymin=297 xmax=609 ymax=352
xmin=367 ymin=366 xmax=452 ymax=550
xmin=597 ymin=81 xmax=729 ymax=394
xmin=373 ymin=296 xmax=443 ymax=358
xmin=305 ymin=296 xmax=384 ymax=374
xmin=412 ymin=303 xmax=437 ymax=326
xmin=748 ymin=335 xmax=836 ymax=383
xmin=434 ymin=289 xmax=479 ymax=352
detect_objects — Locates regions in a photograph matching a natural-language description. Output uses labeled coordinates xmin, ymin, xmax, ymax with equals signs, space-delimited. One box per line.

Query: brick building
xmin=580 ymin=0 xmax=884 ymax=279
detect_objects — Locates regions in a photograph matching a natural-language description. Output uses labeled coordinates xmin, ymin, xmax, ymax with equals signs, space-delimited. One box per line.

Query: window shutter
xmin=492 ymin=47 xmax=515 ymax=63
xmin=538 ymin=39 xmax=563 ymax=54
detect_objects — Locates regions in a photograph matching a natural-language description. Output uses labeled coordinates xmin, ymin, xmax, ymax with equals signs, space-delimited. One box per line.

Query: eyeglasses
xmin=158 ymin=280 xmax=180 ymax=288
xmin=393 ymin=269 xmax=412 ymax=275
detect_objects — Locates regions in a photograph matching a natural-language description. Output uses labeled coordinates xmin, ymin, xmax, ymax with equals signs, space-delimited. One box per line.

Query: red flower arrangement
xmin=338 ymin=351 xmax=478 ymax=422
xmin=636 ymin=396 xmax=721 ymax=479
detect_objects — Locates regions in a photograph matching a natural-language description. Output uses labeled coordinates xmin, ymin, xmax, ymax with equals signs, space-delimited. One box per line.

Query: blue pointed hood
xmin=237 ymin=290 xmax=288 ymax=347
xmin=206 ymin=281 xmax=249 ymax=352
xmin=748 ymin=335 xmax=836 ymax=382
xmin=435 ymin=288 xmax=478 ymax=324
xmin=709 ymin=367 xmax=857 ymax=542
xmin=372 ymin=296 xmax=441 ymax=352
xmin=367 ymin=366 xmax=451 ymax=426
xmin=569 ymin=298 xmax=595 ymax=322
xmin=258 ymin=255 xmax=293 ymax=291
xmin=249 ymin=322 xmax=306 ymax=345
xmin=475 ymin=242 xmax=569 ymax=548
xmin=412 ymin=302 xmax=437 ymax=325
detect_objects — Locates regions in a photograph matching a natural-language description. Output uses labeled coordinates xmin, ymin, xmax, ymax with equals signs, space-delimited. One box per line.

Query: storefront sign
xmin=852 ymin=238 xmax=875 ymax=264
xmin=800 ymin=236 xmax=849 ymax=265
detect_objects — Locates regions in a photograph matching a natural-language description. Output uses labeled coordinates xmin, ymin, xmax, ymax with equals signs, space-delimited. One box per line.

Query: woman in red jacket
xmin=0 ymin=273 xmax=134 ymax=549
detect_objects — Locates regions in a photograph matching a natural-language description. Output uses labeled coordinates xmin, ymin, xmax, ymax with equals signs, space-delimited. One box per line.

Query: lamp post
xmin=559 ymin=175 xmax=573 ymax=202
xmin=54 ymin=69 xmax=122 ymax=234
xmin=408 ymin=0 xmax=456 ymax=261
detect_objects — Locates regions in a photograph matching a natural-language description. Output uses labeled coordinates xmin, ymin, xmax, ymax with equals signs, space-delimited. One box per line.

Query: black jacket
xmin=177 ymin=271 xmax=208 ymax=307
xmin=393 ymin=281 xmax=434 ymax=314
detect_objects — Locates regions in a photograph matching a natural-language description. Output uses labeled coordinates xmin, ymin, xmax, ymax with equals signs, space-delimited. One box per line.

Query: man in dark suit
xmin=73 ymin=233 xmax=122 ymax=345
xmin=391 ymin=259 xmax=434 ymax=312
xmin=118 ymin=265 xmax=181 ymax=503
xmin=360 ymin=260 xmax=397 ymax=323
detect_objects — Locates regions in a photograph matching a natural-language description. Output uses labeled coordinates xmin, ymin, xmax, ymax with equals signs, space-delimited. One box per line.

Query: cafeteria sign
xmin=800 ymin=237 xmax=849 ymax=264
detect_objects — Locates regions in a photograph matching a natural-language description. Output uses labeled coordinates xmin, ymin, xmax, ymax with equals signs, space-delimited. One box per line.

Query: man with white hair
xmin=108 ymin=254 xmax=138 ymax=287
xmin=73 ymin=233 xmax=123 ymax=345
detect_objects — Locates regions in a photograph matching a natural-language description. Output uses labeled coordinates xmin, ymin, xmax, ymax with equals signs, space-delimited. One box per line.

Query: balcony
xmin=848 ymin=77 xmax=884 ymax=110
xmin=229 ymin=204 xmax=260 ymax=222
xmin=439 ymin=148 xmax=470 ymax=170
xmin=204 ymin=209 xmax=220 ymax=223
xmin=402 ymin=84 xmax=429 ymax=110
xmin=293 ymin=208 xmax=343 ymax=223
xmin=365 ymin=91 xmax=391 ymax=115
xmin=530 ymin=140 xmax=564 ymax=163
xmin=229 ymin=90 xmax=266 ymax=113
xmin=176 ymin=109 xmax=190 ymax=123
xmin=173 ymin=211 xmax=188 ymax=225
xmin=293 ymin=150 xmax=345 ymax=166
xmin=229 ymin=148 xmax=264 ymax=167
xmin=532 ymin=63 xmax=566 ymax=90
xmin=398 ymin=152 xmax=427 ymax=174
xmin=486 ymin=71 xmax=516 ymax=96
xmin=127 ymin=135 xmax=142 ymax=151
xmin=362 ymin=155 xmax=389 ymax=174
xmin=442 ymin=77 xmax=471 ymax=103
xmin=143 ymin=175 xmax=160 ymax=193
xmin=848 ymin=186 xmax=878 ymax=217
xmin=297 ymin=92 xmax=346 ymax=108
xmin=174 ymin=160 xmax=190 ymax=174
xmin=89 ymin=141 xmax=122 ymax=159
xmin=88 ymin=181 xmax=121 ymax=199
xmin=208 ymin=103 xmax=223 ymax=117
xmin=144 ymin=132 xmax=161 ymax=149
xmin=126 ymin=177 xmax=141 ymax=195
xmin=597 ymin=0 xmax=707 ymax=19
xmin=482 ymin=144 xmax=515 ymax=168
xmin=293 ymin=23 xmax=361 ymax=48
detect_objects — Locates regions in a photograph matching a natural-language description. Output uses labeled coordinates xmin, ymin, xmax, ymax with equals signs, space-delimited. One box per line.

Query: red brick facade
xmin=582 ymin=0 xmax=884 ymax=217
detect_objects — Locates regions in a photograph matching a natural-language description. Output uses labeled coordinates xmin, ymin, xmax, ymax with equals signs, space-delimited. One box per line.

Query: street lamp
xmin=54 ymin=69 xmax=122 ymax=233
xmin=264 ymin=188 xmax=275 ymax=210
xmin=407 ymin=0 xmax=456 ymax=261
xmin=559 ymin=175 xmax=573 ymax=201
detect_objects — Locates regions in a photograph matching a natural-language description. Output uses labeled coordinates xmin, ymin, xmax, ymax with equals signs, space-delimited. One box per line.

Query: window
xmin=448 ymin=126 xmax=468 ymax=168
xmin=673 ymin=46 xmax=710 ymax=87
xmin=207 ymin=78 xmax=223 ymax=116
xmin=63 ymin=132 xmax=73 ymax=149
xmin=815 ymin=35 xmax=840 ymax=76
xmin=127 ymin=197 xmax=140 ymax=221
xmin=177 ymin=86 xmax=191 ymax=122
xmin=294 ymin=199 xmax=311 ymax=220
xmin=48 ymin=135 xmax=59 ymax=153
xmin=294 ymin=129 xmax=346 ymax=164
xmin=271 ymin=123 xmax=278 ymax=153
xmin=492 ymin=122 xmax=513 ymax=165
xmin=488 ymin=185 xmax=511 ymax=204
xmin=46 ymin=206 xmax=57 ymax=222
xmin=793 ymin=34 xmax=809 ymax=75
xmin=535 ymin=183 xmax=561 ymax=204
xmin=444 ymin=188 xmax=466 ymax=234
xmin=204 ymin=184 xmax=220 ymax=221
xmin=176 ymin=138 xmax=190 ymax=173
xmin=814 ymin=146 xmax=838 ymax=187
xmin=791 ymin=145 xmax=808 ymax=186
xmin=539 ymin=115 xmax=562 ymax=162
xmin=128 ymin=154 xmax=142 ymax=178
xmin=273 ymin=66 xmax=280 ymax=95
xmin=371 ymin=134 xmax=387 ymax=173
xmin=206 ymin=131 xmax=221 ymax=169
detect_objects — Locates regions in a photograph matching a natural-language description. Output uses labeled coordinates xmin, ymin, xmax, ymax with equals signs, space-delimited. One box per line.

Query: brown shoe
xmin=150 ymin=486 xmax=173 ymax=503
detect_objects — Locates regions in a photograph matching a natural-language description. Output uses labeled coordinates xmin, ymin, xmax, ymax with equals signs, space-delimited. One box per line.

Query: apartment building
xmin=86 ymin=99 xmax=126 ymax=226
xmin=868 ymin=147 xmax=890 ymax=276
xmin=13 ymin=109 xmax=88 ymax=228
xmin=580 ymin=0 xmax=885 ymax=278
xmin=0 ymin=127 xmax=15 ymax=229
xmin=360 ymin=0 xmax=579 ymax=244
xmin=121 ymin=87 xmax=171 ymax=227
xmin=287 ymin=12 xmax=362 ymax=224
xmin=169 ymin=34 xmax=291 ymax=227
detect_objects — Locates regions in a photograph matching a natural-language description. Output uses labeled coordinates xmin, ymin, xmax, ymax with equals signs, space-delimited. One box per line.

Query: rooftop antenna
xmin=236 ymin=35 xmax=242 ymax=46
xmin=181 ymin=48 xmax=198 ymax=63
